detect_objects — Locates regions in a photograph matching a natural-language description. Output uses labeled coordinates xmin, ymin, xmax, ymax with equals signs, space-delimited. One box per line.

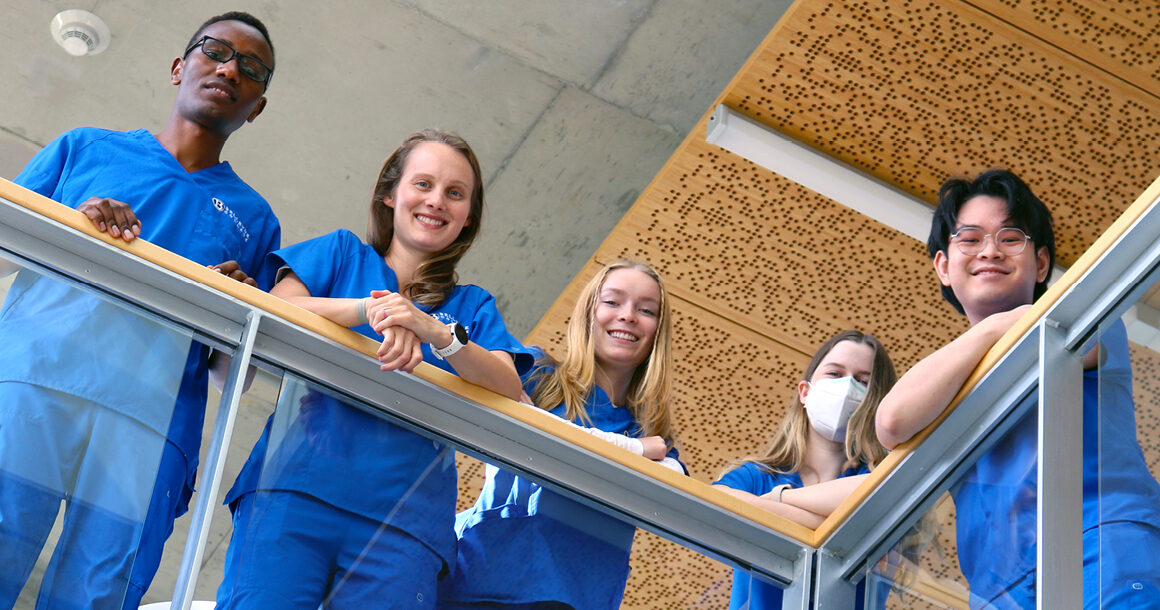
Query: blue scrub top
xmin=951 ymin=319 xmax=1160 ymax=605
xmin=716 ymin=461 xmax=882 ymax=609
xmin=445 ymin=357 xmax=684 ymax=608
xmin=2 ymin=127 xmax=280 ymax=497
xmin=226 ymin=229 xmax=534 ymax=568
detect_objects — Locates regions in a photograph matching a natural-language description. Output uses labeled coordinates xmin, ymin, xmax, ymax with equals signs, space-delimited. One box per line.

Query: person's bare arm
xmin=713 ymin=485 xmax=829 ymax=528
xmin=779 ymin=474 xmax=869 ymax=516
xmin=876 ymin=306 xmax=1030 ymax=449
xmin=271 ymin=271 xmax=367 ymax=326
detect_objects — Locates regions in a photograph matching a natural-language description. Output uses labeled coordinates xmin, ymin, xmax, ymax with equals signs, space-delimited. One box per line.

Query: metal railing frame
xmin=3 ymin=178 xmax=1159 ymax=608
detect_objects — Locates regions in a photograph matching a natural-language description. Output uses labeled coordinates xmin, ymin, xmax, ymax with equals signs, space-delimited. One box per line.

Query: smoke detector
xmin=50 ymin=9 xmax=111 ymax=57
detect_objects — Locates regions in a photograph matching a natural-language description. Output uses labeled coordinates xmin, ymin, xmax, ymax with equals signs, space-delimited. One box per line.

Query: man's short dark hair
xmin=927 ymin=169 xmax=1056 ymax=314
xmin=186 ymin=11 xmax=274 ymax=65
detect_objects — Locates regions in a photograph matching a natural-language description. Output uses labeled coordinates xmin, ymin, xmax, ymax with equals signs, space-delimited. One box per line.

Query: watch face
xmin=453 ymin=323 xmax=468 ymax=344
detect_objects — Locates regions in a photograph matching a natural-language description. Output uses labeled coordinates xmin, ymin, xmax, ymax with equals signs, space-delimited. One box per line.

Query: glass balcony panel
xmin=0 ymin=255 xmax=196 ymax=609
xmin=209 ymin=369 xmax=744 ymax=607
xmin=452 ymin=452 xmax=741 ymax=609
xmin=868 ymin=393 xmax=1041 ymax=609
xmin=863 ymin=492 xmax=969 ymax=609
xmin=140 ymin=366 xmax=282 ymax=604
xmin=1095 ymin=306 xmax=1160 ymax=606
xmin=214 ymin=373 xmax=467 ymax=605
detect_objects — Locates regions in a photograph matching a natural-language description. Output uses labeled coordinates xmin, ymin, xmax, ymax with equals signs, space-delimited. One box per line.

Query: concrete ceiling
xmin=0 ymin=0 xmax=793 ymax=337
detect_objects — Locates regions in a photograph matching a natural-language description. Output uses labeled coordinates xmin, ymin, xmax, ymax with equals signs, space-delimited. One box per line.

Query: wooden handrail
xmin=0 ymin=177 xmax=816 ymax=545
xmin=12 ymin=161 xmax=1151 ymax=555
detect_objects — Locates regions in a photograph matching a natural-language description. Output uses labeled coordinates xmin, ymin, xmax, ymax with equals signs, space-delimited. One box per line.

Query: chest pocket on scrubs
xmin=193 ymin=196 xmax=248 ymax=268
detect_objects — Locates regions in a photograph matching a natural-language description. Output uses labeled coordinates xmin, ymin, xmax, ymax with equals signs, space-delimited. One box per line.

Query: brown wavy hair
xmin=366 ymin=128 xmax=484 ymax=308
xmin=529 ymin=260 xmax=676 ymax=445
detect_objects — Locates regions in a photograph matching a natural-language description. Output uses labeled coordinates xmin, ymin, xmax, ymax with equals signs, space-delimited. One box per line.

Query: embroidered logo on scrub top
xmin=212 ymin=197 xmax=252 ymax=243
xmin=431 ymin=312 xmax=468 ymax=335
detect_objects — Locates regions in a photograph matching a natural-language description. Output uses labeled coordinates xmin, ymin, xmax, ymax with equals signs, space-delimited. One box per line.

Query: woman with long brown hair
xmin=217 ymin=129 xmax=533 ymax=608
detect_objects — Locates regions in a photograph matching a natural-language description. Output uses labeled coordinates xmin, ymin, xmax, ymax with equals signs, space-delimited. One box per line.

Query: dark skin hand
xmin=77 ymin=197 xmax=142 ymax=242
xmin=205 ymin=260 xmax=259 ymax=390
xmin=208 ymin=260 xmax=257 ymax=287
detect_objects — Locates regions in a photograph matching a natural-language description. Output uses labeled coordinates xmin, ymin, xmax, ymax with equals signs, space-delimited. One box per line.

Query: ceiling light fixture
xmin=50 ymin=9 xmax=111 ymax=57
xmin=705 ymin=103 xmax=934 ymax=240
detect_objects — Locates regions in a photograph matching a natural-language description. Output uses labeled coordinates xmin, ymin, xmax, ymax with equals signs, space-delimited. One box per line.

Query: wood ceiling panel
xmin=592 ymin=136 xmax=968 ymax=370
xmin=1129 ymin=342 xmax=1160 ymax=478
xmin=968 ymin=0 xmax=1160 ymax=97
xmin=723 ymin=0 xmax=1160 ymax=266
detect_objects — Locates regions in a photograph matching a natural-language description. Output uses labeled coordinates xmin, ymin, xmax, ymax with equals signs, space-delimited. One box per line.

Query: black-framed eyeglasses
xmin=950 ymin=226 xmax=1032 ymax=256
xmin=184 ymin=36 xmax=273 ymax=85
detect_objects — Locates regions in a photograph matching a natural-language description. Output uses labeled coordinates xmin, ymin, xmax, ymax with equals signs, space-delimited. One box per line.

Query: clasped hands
xmin=363 ymin=289 xmax=447 ymax=373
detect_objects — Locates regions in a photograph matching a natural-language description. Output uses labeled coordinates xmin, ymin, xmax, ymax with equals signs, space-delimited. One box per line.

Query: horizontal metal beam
xmin=1047 ymin=190 xmax=1160 ymax=351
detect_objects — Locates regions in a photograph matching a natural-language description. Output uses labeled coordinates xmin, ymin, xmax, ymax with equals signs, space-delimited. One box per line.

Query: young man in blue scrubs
xmin=0 ymin=11 xmax=281 ymax=608
xmin=875 ymin=169 xmax=1160 ymax=608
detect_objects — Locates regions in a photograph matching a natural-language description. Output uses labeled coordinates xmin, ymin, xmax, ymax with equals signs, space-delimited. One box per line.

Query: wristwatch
xmin=432 ymin=322 xmax=468 ymax=359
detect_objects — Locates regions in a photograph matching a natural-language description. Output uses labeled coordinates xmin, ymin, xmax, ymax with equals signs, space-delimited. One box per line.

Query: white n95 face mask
xmin=804 ymin=376 xmax=868 ymax=442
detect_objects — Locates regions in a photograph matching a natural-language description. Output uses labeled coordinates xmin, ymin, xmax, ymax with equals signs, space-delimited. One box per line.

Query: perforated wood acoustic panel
xmin=724 ymin=0 xmax=1160 ymax=267
xmin=593 ymin=137 xmax=969 ymax=369
xmin=1129 ymin=343 xmax=1160 ymax=477
xmin=969 ymin=0 xmax=1160 ymax=97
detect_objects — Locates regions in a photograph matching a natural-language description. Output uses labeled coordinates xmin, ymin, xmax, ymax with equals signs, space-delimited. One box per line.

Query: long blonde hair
xmin=529 ymin=260 xmax=676 ymax=444
xmin=735 ymin=330 xmax=896 ymax=475
xmin=366 ymin=128 xmax=484 ymax=308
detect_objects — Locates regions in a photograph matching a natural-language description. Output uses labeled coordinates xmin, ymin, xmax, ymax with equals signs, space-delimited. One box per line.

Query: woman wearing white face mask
xmin=713 ymin=330 xmax=896 ymax=610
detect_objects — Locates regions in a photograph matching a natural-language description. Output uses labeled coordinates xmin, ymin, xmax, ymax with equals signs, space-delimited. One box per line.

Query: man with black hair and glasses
xmin=0 ymin=12 xmax=280 ymax=608
xmin=875 ymin=169 xmax=1160 ymax=608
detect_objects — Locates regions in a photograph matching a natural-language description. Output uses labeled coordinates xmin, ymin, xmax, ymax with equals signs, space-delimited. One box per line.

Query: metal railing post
xmin=170 ymin=311 xmax=262 ymax=609
xmin=1036 ymin=317 xmax=1084 ymax=608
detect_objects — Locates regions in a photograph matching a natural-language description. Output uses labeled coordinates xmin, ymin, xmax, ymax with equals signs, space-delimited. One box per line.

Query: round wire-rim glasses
xmin=950 ymin=227 xmax=1032 ymax=256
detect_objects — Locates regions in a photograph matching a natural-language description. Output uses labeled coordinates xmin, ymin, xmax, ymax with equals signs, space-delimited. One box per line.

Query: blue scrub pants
xmin=0 ymin=382 xmax=185 ymax=610
xmin=975 ymin=521 xmax=1160 ymax=609
xmin=217 ymin=490 xmax=442 ymax=609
